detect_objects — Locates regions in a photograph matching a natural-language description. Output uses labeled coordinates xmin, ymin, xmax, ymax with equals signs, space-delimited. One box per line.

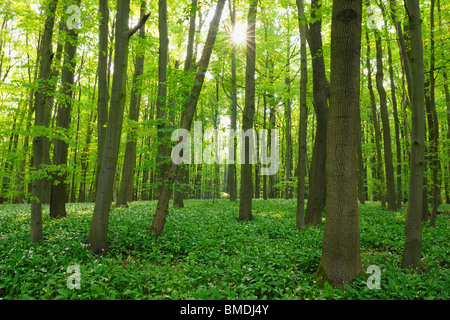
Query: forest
xmin=0 ymin=0 xmax=449 ymax=303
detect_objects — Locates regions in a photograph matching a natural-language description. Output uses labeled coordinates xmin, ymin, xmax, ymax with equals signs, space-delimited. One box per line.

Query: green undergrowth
xmin=0 ymin=199 xmax=448 ymax=300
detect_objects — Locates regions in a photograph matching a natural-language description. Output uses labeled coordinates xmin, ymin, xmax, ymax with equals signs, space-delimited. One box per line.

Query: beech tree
xmin=316 ymin=0 xmax=363 ymax=287
xmin=88 ymin=0 xmax=150 ymax=253
xmin=50 ymin=0 xmax=81 ymax=218
xmin=238 ymin=0 xmax=257 ymax=222
xmin=31 ymin=0 xmax=59 ymax=243
xmin=401 ymin=0 xmax=425 ymax=272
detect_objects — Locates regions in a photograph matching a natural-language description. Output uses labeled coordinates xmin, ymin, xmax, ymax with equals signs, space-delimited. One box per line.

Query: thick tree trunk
xmin=50 ymin=1 xmax=80 ymax=218
xmin=316 ymin=0 xmax=362 ymax=288
xmin=238 ymin=0 xmax=257 ymax=221
xmin=401 ymin=0 xmax=425 ymax=272
xmin=304 ymin=0 xmax=328 ymax=226
xmin=31 ymin=0 xmax=59 ymax=243
xmin=150 ymin=0 xmax=226 ymax=236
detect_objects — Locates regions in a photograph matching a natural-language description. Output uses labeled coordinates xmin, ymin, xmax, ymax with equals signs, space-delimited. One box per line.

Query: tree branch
xmin=128 ymin=12 xmax=151 ymax=38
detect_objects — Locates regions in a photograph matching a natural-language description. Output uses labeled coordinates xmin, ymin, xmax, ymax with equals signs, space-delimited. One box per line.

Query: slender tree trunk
xmin=268 ymin=60 xmax=277 ymax=199
xmin=401 ymin=0 xmax=425 ymax=272
xmin=296 ymin=0 xmax=307 ymax=230
xmin=117 ymin=1 xmax=146 ymax=208
xmin=316 ymin=0 xmax=362 ymax=288
xmin=155 ymin=0 xmax=170 ymax=198
xmin=174 ymin=0 xmax=197 ymax=208
xmin=50 ymin=0 xmax=80 ymax=218
xmin=427 ymin=0 xmax=439 ymax=227
xmin=438 ymin=0 xmax=450 ymax=205
xmin=374 ymin=29 xmax=397 ymax=211
xmin=150 ymin=0 xmax=226 ymax=236
xmin=238 ymin=0 xmax=257 ymax=221
xmin=366 ymin=30 xmax=386 ymax=207
xmin=96 ymin=0 xmax=109 ymax=199
xmin=78 ymin=110 xmax=95 ymax=203
xmin=304 ymin=0 xmax=328 ymax=226
xmin=382 ymin=4 xmax=402 ymax=210
xmin=387 ymin=43 xmax=402 ymax=209
xmin=31 ymin=0 xmax=59 ymax=243
xmin=284 ymin=29 xmax=292 ymax=200
xmin=357 ymin=105 xmax=366 ymax=204
xmin=227 ymin=0 xmax=238 ymax=202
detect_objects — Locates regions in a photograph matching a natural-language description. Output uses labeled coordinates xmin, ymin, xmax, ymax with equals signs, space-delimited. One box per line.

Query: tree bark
xmin=31 ymin=0 xmax=59 ymax=243
xmin=117 ymin=1 xmax=146 ymax=208
xmin=238 ymin=0 xmax=257 ymax=221
xmin=50 ymin=0 xmax=80 ymax=218
xmin=374 ymin=29 xmax=397 ymax=211
xmin=155 ymin=0 xmax=170 ymax=198
xmin=401 ymin=0 xmax=425 ymax=272
xmin=295 ymin=0 xmax=308 ymax=230
xmin=227 ymin=0 xmax=238 ymax=202
xmin=316 ymin=0 xmax=362 ymax=288
xmin=366 ymin=30 xmax=385 ymax=207
xmin=88 ymin=0 xmax=149 ymax=253
xmin=173 ymin=0 xmax=198 ymax=208
xmin=284 ymin=27 xmax=292 ymax=200
xmin=95 ymin=0 xmax=110 ymax=199
xmin=426 ymin=0 xmax=439 ymax=227
xmin=150 ymin=0 xmax=226 ymax=236
xmin=304 ymin=0 xmax=328 ymax=226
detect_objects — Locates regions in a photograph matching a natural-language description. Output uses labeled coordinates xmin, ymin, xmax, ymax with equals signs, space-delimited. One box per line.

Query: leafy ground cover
xmin=0 ymin=199 xmax=448 ymax=300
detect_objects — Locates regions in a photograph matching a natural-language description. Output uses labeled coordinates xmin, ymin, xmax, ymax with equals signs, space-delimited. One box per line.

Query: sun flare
xmin=232 ymin=23 xmax=247 ymax=45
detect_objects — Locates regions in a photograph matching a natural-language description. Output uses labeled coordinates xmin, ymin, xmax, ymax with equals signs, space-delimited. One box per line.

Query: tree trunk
xmin=366 ymin=30 xmax=385 ymax=207
xmin=155 ymin=0 xmax=170 ymax=198
xmin=427 ymin=0 xmax=439 ymax=228
xmin=117 ymin=1 xmax=146 ymax=208
xmin=150 ymin=0 xmax=226 ymax=236
xmin=437 ymin=0 xmax=450 ymax=205
xmin=227 ymin=0 xmax=238 ymax=202
xmin=50 ymin=1 xmax=80 ymax=218
xmin=304 ymin=0 xmax=328 ymax=226
xmin=31 ymin=0 xmax=59 ymax=243
xmin=357 ymin=104 xmax=366 ymax=204
xmin=374 ymin=30 xmax=397 ymax=211
xmin=95 ymin=0 xmax=110 ymax=200
xmin=238 ymin=0 xmax=257 ymax=222
xmin=295 ymin=0 xmax=308 ymax=230
xmin=174 ymin=0 xmax=198 ymax=208
xmin=387 ymin=42 xmax=402 ymax=209
xmin=88 ymin=0 xmax=149 ymax=253
xmin=401 ymin=0 xmax=425 ymax=272
xmin=284 ymin=29 xmax=292 ymax=200
xmin=316 ymin=0 xmax=362 ymax=288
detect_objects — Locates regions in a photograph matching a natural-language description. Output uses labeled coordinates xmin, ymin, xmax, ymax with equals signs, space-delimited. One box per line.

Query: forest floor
xmin=0 ymin=199 xmax=448 ymax=300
